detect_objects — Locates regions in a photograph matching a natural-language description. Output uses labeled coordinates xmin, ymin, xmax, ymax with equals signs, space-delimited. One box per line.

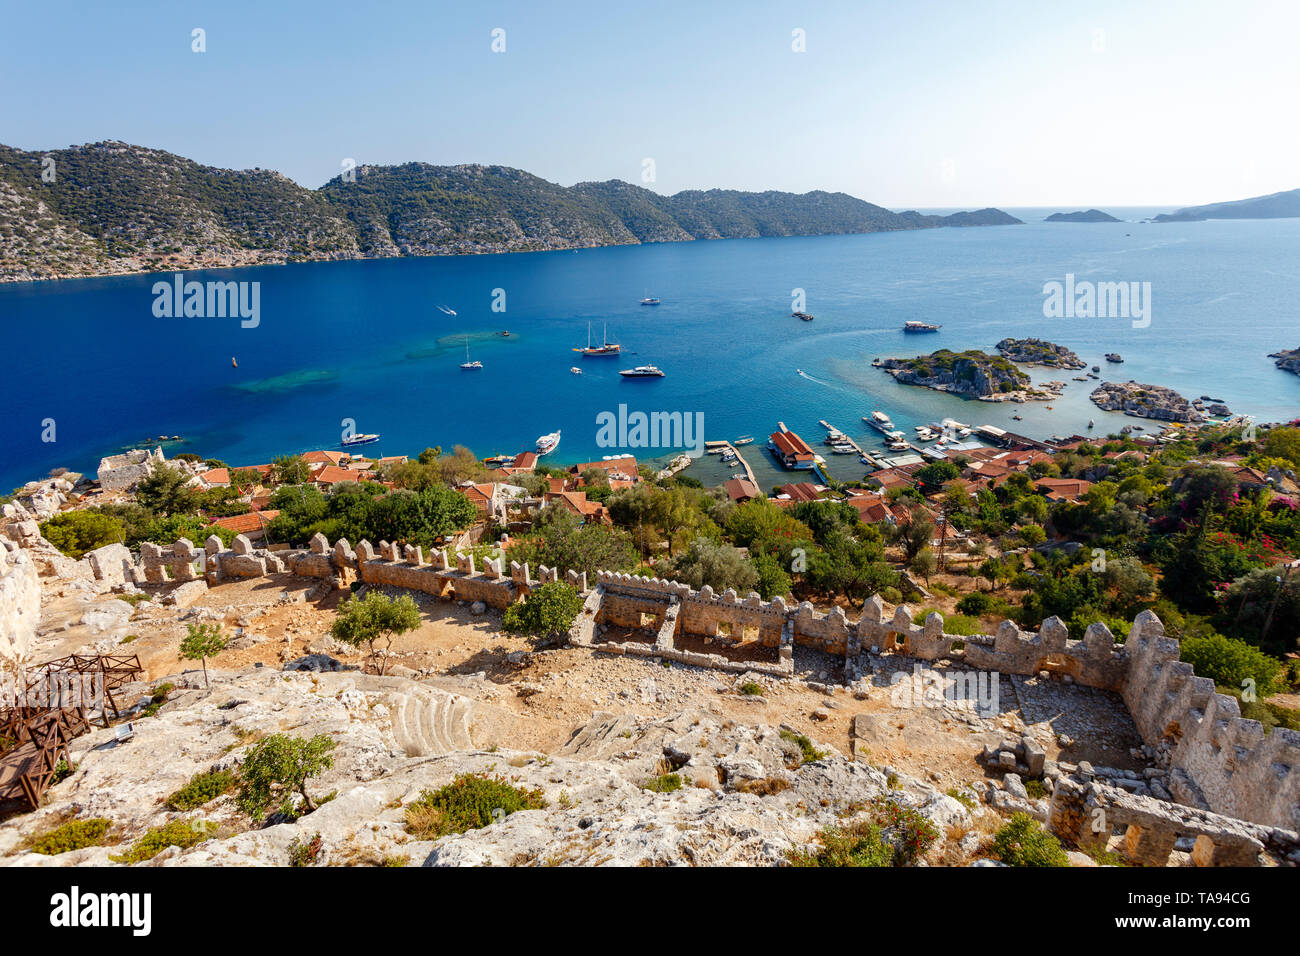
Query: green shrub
xmin=880 ymin=586 xmax=903 ymax=605
xmin=404 ymin=773 xmax=547 ymax=839
xmin=502 ymin=581 xmax=584 ymax=644
xmin=992 ymin=812 xmax=1069 ymax=867
xmin=110 ymin=820 xmax=217 ymax=863
xmin=780 ymin=729 xmax=826 ymax=766
xmin=1181 ymin=633 xmax=1284 ymax=698
xmin=288 ymin=832 xmax=323 ymax=867
xmin=644 ymin=773 xmax=682 ymax=793
xmin=738 ymin=681 xmax=763 ymax=696
xmin=39 ymin=510 xmax=125 ymax=559
xmin=29 ymin=818 xmax=112 ymax=855
xmin=788 ymin=820 xmax=894 ymax=867
xmin=165 ymin=769 xmax=237 ymax=811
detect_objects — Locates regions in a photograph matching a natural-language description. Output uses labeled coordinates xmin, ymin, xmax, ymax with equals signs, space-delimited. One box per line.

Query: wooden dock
xmin=711 ymin=440 xmax=757 ymax=486
xmin=818 ymin=420 xmax=871 ymax=464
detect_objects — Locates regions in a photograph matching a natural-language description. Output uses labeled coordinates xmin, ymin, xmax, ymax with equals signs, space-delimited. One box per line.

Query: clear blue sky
xmin=2 ymin=0 xmax=1295 ymax=206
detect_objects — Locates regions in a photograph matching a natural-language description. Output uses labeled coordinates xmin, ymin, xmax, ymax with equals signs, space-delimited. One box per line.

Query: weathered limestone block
xmin=1191 ymin=833 xmax=1263 ymax=867
xmin=232 ymin=534 xmax=254 ymax=556
xmin=511 ymin=560 xmax=531 ymax=586
xmin=0 ymin=550 xmax=39 ymax=663
xmin=86 ymin=543 xmax=135 ymax=586
xmin=310 ymin=533 xmax=330 ymax=554
xmin=1123 ymin=824 xmax=1177 ymax=866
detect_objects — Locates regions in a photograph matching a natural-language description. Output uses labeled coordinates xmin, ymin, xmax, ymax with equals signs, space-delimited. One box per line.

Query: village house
xmin=722 ymin=477 xmax=761 ymax=503
xmin=542 ymin=490 xmax=609 ymax=525
xmin=209 ymin=509 xmax=280 ymax=543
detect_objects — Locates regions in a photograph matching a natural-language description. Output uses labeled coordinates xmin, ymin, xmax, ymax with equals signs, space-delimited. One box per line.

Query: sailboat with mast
xmin=460 ymin=336 xmax=482 ymax=369
xmin=573 ymin=322 xmax=621 ymax=357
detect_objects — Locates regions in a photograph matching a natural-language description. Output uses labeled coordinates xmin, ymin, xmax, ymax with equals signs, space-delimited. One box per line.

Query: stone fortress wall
xmin=110 ymin=532 xmax=1299 ymax=834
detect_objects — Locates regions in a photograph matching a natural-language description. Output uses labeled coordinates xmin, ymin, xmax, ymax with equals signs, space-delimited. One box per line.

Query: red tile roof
xmin=723 ymin=478 xmax=761 ymax=501
xmin=210 ymin=510 xmax=280 ymax=535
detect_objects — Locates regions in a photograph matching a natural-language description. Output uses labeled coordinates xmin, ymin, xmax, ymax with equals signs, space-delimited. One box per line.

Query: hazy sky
xmin=2 ymin=0 xmax=1295 ymax=207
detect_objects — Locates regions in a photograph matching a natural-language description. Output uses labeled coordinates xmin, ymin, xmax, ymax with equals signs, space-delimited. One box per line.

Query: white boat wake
xmin=437 ymin=305 xmax=457 ymax=315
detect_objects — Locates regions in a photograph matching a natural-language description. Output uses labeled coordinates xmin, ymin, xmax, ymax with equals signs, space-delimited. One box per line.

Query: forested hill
xmin=0 ymin=141 xmax=1022 ymax=281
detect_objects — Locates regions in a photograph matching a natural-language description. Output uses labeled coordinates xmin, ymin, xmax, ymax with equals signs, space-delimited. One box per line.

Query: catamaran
xmin=574 ymin=322 xmax=620 ymax=356
xmin=460 ymin=336 xmax=482 ymax=369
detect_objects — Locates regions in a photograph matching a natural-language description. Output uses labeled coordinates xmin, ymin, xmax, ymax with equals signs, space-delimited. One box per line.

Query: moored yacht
xmin=536 ymin=430 xmax=561 ymax=455
xmin=620 ymin=365 xmax=665 ymax=377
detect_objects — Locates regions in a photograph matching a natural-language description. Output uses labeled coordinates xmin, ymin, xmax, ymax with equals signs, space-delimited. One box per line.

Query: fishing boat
xmin=915 ymin=426 xmax=936 ymax=441
xmin=733 ymin=435 xmax=755 ymax=446
xmin=536 ymin=430 xmax=561 ymax=455
xmin=460 ymin=337 xmax=482 ymax=369
xmin=341 ymin=433 xmax=381 ymax=447
xmin=574 ymin=322 xmax=620 ymax=357
xmin=619 ymin=365 xmax=664 ymax=377
xmin=831 ymin=442 xmax=857 ymax=454
xmin=903 ymin=321 xmax=941 ymax=333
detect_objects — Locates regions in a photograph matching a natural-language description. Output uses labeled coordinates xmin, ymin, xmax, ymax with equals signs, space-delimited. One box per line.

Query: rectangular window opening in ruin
xmin=716 ymin=621 xmax=734 ymax=640
xmin=640 ymin=612 xmax=657 ymax=629
xmin=741 ymin=625 xmax=759 ymax=644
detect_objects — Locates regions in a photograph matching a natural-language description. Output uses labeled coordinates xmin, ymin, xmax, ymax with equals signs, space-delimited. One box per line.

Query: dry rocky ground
xmin=1 ymin=569 xmax=1155 ymax=867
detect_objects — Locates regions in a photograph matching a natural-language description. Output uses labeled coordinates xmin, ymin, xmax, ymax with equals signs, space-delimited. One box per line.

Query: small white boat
xmin=437 ymin=305 xmax=457 ymax=316
xmin=733 ymin=435 xmax=755 ymax=446
xmin=342 ymin=433 xmax=381 ymax=447
xmin=570 ymin=366 xmax=582 ymax=375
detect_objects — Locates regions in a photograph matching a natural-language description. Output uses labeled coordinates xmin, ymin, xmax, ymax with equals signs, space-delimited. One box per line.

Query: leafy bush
xmin=236 ymin=733 xmax=337 ymax=821
xmin=404 ymin=773 xmax=547 ymax=839
xmin=501 ymin=581 xmax=583 ymax=644
xmin=788 ymin=820 xmax=894 ymax=867
xmin=110 ymin=820 xmax=217 ymax=863
xmin=738 ymin=681 xmax=763 ymax=696
xmin=288 ymin=832 xmax=323 ymax=867
xmin=29 ymin=818 xmax=112 ymax=855
xmin=165 ymin=769 xmax=237 ymax=811
xmin=991 ymin=812 xmax=1069 ymax=867
xmin=1181 ymin=632 xmax=1284 ymax=698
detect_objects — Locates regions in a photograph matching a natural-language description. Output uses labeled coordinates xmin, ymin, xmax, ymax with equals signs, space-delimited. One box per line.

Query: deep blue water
xmin=1 ymin=210 xmax=1297 ymax=492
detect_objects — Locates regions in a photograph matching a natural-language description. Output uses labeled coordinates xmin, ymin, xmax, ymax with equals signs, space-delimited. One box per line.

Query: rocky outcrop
xmin=1270 ymin=348 xmax=1300 ymax=376
xmin=1089 ymin=381 xmax=1205 ymax=422
xmin=0 ymin=668 xmax=968 ymax=868
xmin=0 ymin=547 xmax=40 ymax=663
xmin=995 ymin=338 xmax=1086 ymax=369
xmin=1044 ymin=209 xmax=1121 ymax=223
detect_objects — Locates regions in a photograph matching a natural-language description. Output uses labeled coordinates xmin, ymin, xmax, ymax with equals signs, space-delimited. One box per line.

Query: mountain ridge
xmin=0 ymin=141 xmax=1021 ymax=282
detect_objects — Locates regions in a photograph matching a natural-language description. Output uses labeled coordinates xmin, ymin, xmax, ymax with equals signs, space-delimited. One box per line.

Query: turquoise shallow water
xmin=0 ymin=212 xmax=1297 ymax=491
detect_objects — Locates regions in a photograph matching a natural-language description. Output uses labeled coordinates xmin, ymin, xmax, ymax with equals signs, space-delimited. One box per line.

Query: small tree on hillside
xmin=330 ymin=591 xmax=421 ymax=675
xmin=179 ymin=622 xmax=227 ymax=688
xmin=502 ymin=581 xmax=584 ymax=646
xmin=237 ymin=733 xmax=337 ymax=821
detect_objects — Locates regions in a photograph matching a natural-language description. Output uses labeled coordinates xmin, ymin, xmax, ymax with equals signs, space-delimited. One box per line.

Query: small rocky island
xmin=1270 ymin=348 xmax=1300 ymax=376
xmin=995 ymin=338 xmax=1086 ymax=369
xmin=874 ymin=348 xmax=1062 ymax=402
xmin=1089 ymin=381 xmax=1206 ymax=422
xmin=1044 ymin=209 xmax=1122 ymax=223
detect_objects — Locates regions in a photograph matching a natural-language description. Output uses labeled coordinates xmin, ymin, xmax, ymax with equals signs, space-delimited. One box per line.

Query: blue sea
xmin=1 ymin=207 xmax=1297 ymax=492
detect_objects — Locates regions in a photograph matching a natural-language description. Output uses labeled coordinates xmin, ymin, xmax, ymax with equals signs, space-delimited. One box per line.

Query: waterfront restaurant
xmin=768 ymin=429 xmax=817 ymax=469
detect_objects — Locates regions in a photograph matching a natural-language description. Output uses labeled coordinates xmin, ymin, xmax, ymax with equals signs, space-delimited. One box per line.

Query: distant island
xmin=1152 ymin=187 xmax=1300 ymax=223
xmin=872 ymin=348 xmax=1065 ymax=402
xmin=995 ymin=338 xmax=1086 ymax=369
xmin=1270 ymin=348 xmax=1300 ymax=376
xmin=1044 ymin=209 xmax=1121 ymax=223
xmin=0 ymin=141 xmax=1024 ymax=282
